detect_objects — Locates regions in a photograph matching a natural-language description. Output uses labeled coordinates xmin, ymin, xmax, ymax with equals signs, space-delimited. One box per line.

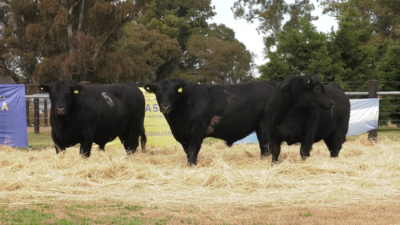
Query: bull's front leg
xmin=51 ymin=131 xmax=66 ymax=154
xmin=266 ymin=128 xmax=281 ymax=164
xmin=300 ymin=133 xmax=315 ymax=160
xmin=186 ymin=124 xmax=207 ymax=166
xmin=269 ymin=139 xmax=281 ymax=164
xmin=186 ymin=139 xmax=203 ymax=166
xmin=80 ymin=125 xmax=95 ymax=158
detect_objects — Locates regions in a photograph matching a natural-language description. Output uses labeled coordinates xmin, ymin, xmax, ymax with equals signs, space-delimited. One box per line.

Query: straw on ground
xmin=1 ymin=135 xmax=400 ymax=209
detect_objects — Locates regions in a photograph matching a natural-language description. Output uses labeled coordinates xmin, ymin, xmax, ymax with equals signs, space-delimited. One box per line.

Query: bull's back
xmin=83 ymin=83 xmax=145 ymax=136
xmin=205 ymin=82 xmax=275 ymax=140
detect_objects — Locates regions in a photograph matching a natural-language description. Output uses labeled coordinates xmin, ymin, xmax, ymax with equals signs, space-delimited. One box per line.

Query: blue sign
xmin=0 ymin=84 xmax=28 ymax=148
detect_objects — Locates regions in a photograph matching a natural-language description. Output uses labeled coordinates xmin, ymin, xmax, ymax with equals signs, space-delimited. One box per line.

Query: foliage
xmin=258 ymin=2 xmax=377 ymax=92
xmin=232 ymin=0 xmax=317 ymax=50
xmin=186 ymin=24 xmax=255 ymax=83
xmin=1 ymin=0 xmax=255 ymax=83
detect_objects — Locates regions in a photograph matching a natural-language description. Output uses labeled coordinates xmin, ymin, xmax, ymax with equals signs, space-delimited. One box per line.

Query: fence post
xmin=26 ymin=100 xmax=30 ymax=127
xmin=34 ymin=98 xmax=39 ymax=134
xmin=368 ymin=80 xmax=378 ymax=142
xmin=44 ymin=99 xmax=48 ymax=127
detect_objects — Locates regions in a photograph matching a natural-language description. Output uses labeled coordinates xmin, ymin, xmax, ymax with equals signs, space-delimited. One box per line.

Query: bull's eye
xmin=156 ymin=93 xmax=161 ymax=97
xmin=66 ymin=93 xmax=71 ymax=97
xmin=316 ymin=87 xmax=321 ymax=92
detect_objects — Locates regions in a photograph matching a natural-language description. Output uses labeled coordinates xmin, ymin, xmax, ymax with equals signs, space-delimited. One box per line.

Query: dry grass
xmin=1 ymin=135 xmax=400 ymax=224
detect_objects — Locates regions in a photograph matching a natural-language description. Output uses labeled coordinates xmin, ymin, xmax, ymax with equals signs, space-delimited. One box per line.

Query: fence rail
xmin=345 ymin=91 xmax=400 ymax=95
xmin=25 ymin=81 xmax=399 ymax=141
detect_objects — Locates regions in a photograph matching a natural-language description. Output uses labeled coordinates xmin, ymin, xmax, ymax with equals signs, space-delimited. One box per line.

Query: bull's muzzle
xmin=56 ymin=107 xmax=65 ymax=115
xmin=160 ymin=106 xmax=170 ymax=114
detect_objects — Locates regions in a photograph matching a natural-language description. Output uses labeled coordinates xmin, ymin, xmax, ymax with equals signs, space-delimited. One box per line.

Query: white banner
xmin=346 ymin=98 xmax=379 ymax=136
xmin=236 ymin=98 xmax=380 ymax=144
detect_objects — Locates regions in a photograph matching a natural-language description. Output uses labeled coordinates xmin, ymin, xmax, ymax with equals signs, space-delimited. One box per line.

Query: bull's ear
xmin=302 ymin=76 xmax=311 ymax=89
xmin=144 ymin=83 xmax=157 ymax=93
xmin=39 ymin=84 xmax=51 ymax=93
xmin=175 ymin=83 xmax=187 ymax=94
xmin=70 ymin=84 xmax=82 ymax=95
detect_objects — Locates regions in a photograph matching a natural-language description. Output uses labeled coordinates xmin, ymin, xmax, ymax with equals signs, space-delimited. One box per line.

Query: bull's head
xmin=39 ymin=79 xmax=82 ymax=116
xmin=282 ymin=75 xmax=334 ymax=110
xmin=144 ymin=78 xmax=187 ymax=114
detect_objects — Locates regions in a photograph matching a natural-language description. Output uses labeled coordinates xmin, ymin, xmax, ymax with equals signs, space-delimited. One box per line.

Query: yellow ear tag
xmin=146 ymin=87 xmax=150 ymax=90
xmin=40 ymin=87 xmax=43 ymax=90
xmin=74 ymin=90 xmax=79 ymax=94
xmin=308 ymin=80 xmax=310 ymax=84
xmin=178 ymin=87 xmax=182 ymax=93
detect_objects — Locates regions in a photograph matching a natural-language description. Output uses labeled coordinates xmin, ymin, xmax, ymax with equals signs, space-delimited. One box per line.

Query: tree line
xmin=1 ymin=0 xmax=399 ymax=122
xmin=0 ymin=0 xmax=254 ymax=84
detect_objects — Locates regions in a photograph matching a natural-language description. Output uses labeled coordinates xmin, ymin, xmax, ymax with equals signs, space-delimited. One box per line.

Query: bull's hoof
xmin=56 ymin=150 xmax=66 ymax=154
xmin=301 ymin=155 xmax=310 ymax=161
xmin=80 ymin=152 xmax=90 ymax=158
xmin=126 ymin=150 xmax=137 ymax=155
xmin=330 ymin=150 xmax=339 ymax=158
xmin=187 ymin=161 xmax=197 ymax=167
xmin=261 ymin=152 xmax=271 ymax=158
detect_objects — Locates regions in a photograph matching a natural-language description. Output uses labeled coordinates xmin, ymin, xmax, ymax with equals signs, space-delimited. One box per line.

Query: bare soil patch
xmin=27 ymin=126 xmax=51 ymax=133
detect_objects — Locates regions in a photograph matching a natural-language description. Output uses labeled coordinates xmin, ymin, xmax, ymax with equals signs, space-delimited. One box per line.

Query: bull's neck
xmin=273 ymin=87 xmax=308 ymax=125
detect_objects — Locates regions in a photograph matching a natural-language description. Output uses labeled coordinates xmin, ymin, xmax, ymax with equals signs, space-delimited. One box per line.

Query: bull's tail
xmin=140 ymin=127 xmax=147 ymax=152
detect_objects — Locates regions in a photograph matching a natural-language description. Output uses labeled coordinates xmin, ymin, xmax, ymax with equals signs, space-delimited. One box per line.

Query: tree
xmin=258 ymin=4 xmax=377 ymax=92
xmin=232 ymin=0 xmax=317 ymax=49
xmin=1 ymin=0 xmax=147 ymax=83
xmin=111 ymin=22 xmax=182 ymax=82
xmin=376 ymin=41 xmax=400 ymax=126
xmin=139 ymin=0 xmax=216 ymax=52
xmin=186 ymin=24 xmax=255 ymax=83
xmin=321 ymin=0 xmax=400 ymax=40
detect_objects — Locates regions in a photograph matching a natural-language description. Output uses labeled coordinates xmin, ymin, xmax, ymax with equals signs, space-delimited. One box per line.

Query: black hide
xmin=144 ymin=78 xmax=276 ymax=165
xmin=39 ymin=79 xmax=146 ymax=157
xmin=263 ymin=75 xmax=350 ymax=163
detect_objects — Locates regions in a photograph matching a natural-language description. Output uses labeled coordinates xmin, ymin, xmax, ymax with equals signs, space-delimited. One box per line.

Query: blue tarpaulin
xmin=0 ymin=84 xmax=28 ymax=148
xmin=235 ymin=98 xmax=380 ymax=144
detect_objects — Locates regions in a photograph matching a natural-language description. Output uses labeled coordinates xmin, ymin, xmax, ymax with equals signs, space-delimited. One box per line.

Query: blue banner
xmin=0 ymin=84 xmax=28 ymax=148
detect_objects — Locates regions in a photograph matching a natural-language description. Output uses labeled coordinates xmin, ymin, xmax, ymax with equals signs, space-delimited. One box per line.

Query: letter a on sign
xmin=1 ymin=102 xmax=8 ymax=110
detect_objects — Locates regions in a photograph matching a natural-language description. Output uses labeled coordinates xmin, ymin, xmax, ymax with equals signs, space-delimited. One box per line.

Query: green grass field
xmin=0 ymin=198 xmax=167 ymax=225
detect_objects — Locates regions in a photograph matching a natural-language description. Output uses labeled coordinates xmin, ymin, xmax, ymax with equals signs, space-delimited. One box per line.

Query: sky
xmin=209 ymin=0 xmax=338 ymax=77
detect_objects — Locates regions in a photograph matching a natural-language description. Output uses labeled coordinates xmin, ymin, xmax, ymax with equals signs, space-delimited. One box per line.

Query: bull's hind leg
xmin=324 ymin=121 xmax=348 ymax=158
xmin=324 ymin=132 xmax=345 ymax=158
xmin=120 ymin=121 xmax=140 ymax=155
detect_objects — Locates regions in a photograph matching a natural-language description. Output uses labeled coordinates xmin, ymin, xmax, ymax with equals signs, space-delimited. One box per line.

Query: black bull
xmin=262 ymin=75 xmax=350 ymax=164
xmin=39 ymin=79 xmax=146 ymax=157
xmin=144 ymin=78 xmax=276 ymax=165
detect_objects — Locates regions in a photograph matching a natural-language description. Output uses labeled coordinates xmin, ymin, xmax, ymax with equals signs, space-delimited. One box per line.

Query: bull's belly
xmin=276 ymin=125 xmax=303 ymax=145
xmin=276 ymin=127 xmax=335 ymax=145
xmin=208 ymin=130 xmax=253 ymax=142
xmin=94 ymin=134 xmax=119 ymax=145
